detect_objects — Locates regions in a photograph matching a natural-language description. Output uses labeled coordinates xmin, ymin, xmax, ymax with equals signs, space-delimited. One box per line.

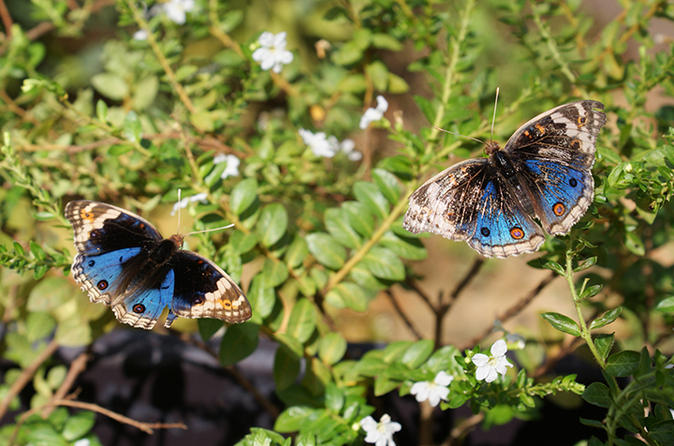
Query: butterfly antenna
xmin=185 ymin=224 xmax=235 ymax=237
xmin=176 ymin=188 xmax=182 ymax=234
xmin=434 ymin=127 xmax=484 ymax=144
xmin=491 ymin=87 xmax=500 ymax=140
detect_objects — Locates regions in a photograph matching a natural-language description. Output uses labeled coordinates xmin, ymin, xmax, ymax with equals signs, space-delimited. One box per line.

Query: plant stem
xmin=565 ymin=249 xmax=605 ymax=368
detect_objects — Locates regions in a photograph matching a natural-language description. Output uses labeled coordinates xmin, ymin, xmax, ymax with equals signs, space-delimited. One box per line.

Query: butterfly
xmin=403 ymin=100 xmax=607 ymax=258
xmin=65 ymin=200 xmax=252 ymax=329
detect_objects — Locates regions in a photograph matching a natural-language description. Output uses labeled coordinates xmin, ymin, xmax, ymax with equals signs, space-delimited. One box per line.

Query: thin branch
xmin=52 ymin=399 xmax=187 ymax=434
xmin=0 ymin=0 xmax=13 ymax=38
xmin=443 ymin=412 xmax=484 ymax=446
xmin=384 ymin=289 xmax=423 ymax=340
xmin=41 ymin=353 xmax=90 ymax=417
xmin=450 ymin=257 xmax=484 ymax=299
xmin=0 ymin=339 xmax=59 ymax=420
xmin=461 ymin=271 xmax=556 ymax=349
xmin=405 ymin=278 xmax=435 ymax=311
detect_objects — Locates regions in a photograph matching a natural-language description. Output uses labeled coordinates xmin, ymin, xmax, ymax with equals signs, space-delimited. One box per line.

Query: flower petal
xmin=490 ymin=339 xmax=508 ymax=357
xmin=475 ymin=364 xmax=490 ymax=381
xmin=471 ymin=353 xmax=489 ymax=367
xmin=434 ymin=371 xmax=453 ymax=386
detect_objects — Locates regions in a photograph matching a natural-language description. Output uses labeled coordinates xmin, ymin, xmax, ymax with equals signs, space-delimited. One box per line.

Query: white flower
xmin=252 ymin=31 xmax=293 ymax=73
xmin=171 ymin=192 xmax=208 ymax=216
xmin=299 ymin=129 xmax=339 ymax=158
xmin=73 ymin=440 xmax=90 ymax=446
xmin=410 ymin=371 xmax=454 ymax=407
xmin=161 ymin=0 xmax=195 ymax=25
xmin=133 ymin=29 xmax=148 ymax=40
xmin=359 ymin=95 xmax=389 ymax=129
xmin=299 ymin=129 xmax=362 ymax=161
xmin=472 ymin=339 xmax=513 ymax=383
xmin=214 ymin=154 xmax=240 ymax=179
xmin=360 ymin=414 xmax=401 ymax=446
xmin=339 ymin=138 xmax=362 ymax=161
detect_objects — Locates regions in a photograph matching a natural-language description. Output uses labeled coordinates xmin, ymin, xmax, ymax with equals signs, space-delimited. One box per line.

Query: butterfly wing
xmin=403 ymin=159 xmax=544 ymax=258
xmin=65 ymin=200 xmax=162 ymax=255
xmin=66 ymin=200 xmax=171 ymax=329
xmin=164 ymin=251 xmax=251 ymax=328
xmin=504 ymin=100 xmax=606 ymax=234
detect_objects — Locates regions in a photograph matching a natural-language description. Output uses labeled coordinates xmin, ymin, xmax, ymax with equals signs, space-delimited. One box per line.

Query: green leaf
xmin=306 ymin=233 xmax=346 ymax=269
xmin=285 ymin=236 xmax=308 ymax=269
xmin=275 ymin=406 xmax=316 ymax=432
xmin=655 ymin=296 xmax=674 ymax=313
xmin=261 ymin=259 xmax=289 ymax=288
xmin=372 ymin=168 xmax=401 ymax=203
xmin=91 ymin=72 xmax=128 ymax=100
xmin=318 ymin=333 xmax=347 ymax=365
xmin=605 ymin=350 xmax=640 ymax=377
xmin=96 ymin=99 xmax=108 ymax=122
xmin=590 ymin=307 xmax=623 ymax=330
xmin=574 ymin=256 xmax=597 ymax=271
xmin=583 ymin=382 xmax=611 ymax=408
xmin=401 ymin=340 xmax=434 ymax=369
xmin=325 ymin=282 xmax=373 ymax=311
xmin=594 ymin=333 xmax=614 ymax=362
xmin=197 ymin=318 xmax=223 ymax=341
xmin=46 ymin=365 xmax=66 ymax=389
xmin=371 ymin=33 xmax=403 ymax=51
xmin=25 ymin=311 xmax=55 ymax=342
xmin=353 ymin=182 xmax=389 ymax=220
xmin=287 ymin=298 xmax=316 ymax=343
xmin=342 ymin=201 xmax=374 ymax=237
xmin=62 ymin=411 xmax=96 ymax=440
xmin=274 ymin=345 xmax=300 ymax=391
xmin=325 ymin=208 xmax=361 ymax=249
xmin=229 ymin=230 xmax=258 ymax=255
xmin=247 ymin=276 xmax=275 ymax=319
xmin=219 ymin=323 xmax=259 ymax=366
xmin=359 ymin=246 xmax=405 ymax=280
xmin=379 ymin=231 xmax=426 ymax=260
xmin=541 ymin=312 xmax=580 ymax=336
xmin=324 ymin=383 xmax=344 ymax=412
xmin=230 ymin=178 xmax=258 ymax=215
xmin=257 ymin=204 xmax=288 ymax=247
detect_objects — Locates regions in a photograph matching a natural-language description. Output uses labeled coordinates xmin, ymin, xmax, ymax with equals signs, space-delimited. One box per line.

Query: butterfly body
xmin=403 ymin=100 xmax=606 ymax=258
xmin=66 ymin=201 xmax=251 ymax=329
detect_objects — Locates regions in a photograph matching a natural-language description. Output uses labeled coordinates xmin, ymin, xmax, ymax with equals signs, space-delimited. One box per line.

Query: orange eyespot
xmin=553 ymin=202 xmax=566 ymax=216
xmin=570 ymin=138 xmax=581 ymax=150
xmin=523 ymin=130 xmax=531 ymax=138
xmin=510 ymin=227 xmax=524 ymax=240
xmin=220 ymin=299 xmax=232 ymax=310
xmin=577 ymin=115 xmax=587 ymax=126
xmin=81 ymin=210 xmax=95 ymax=222
xmin=535 ymin=124 xmax=546 ymax=134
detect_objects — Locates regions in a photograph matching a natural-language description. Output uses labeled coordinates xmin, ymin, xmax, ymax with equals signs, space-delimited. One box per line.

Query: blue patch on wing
xmin=123 ymin=269 xmax=175 ymax=323
xmin=74 ymin=247 xmax=142 ymax=295
xmin=525 ymin=159 xmax=589 ymax=224
xmin=470 ymin=181 xmax=539 ymax=247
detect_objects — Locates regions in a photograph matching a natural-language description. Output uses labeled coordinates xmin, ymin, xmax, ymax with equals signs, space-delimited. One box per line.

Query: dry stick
xmin=384 ymin=290 xmax=423 ymax=340
xmin=0 ymin=339 xmax=59 ymax=420
xmin=0 ymin=0 xmax=13 ymax=37
xmin=461 ymin=271 xmax=557 ymax=350
xmin=41 ymin=353 xmax=90 ymax=418
xmin=51 ymin=399 xmax=187 ymax=434
xmin=443 ymin=413 xmax=484 ymax=446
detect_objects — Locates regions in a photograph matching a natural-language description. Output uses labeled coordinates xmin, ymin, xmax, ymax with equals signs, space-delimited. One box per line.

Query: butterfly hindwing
xmin=522 ymin=159 xmax=594 ymax=235
xmin=468 ymin=178 xmax=544 ymax=258
xmin=166 ymin=252 xmax=251 ymax=328
xmin=111 ymin=270 xmax=175 ymax=330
